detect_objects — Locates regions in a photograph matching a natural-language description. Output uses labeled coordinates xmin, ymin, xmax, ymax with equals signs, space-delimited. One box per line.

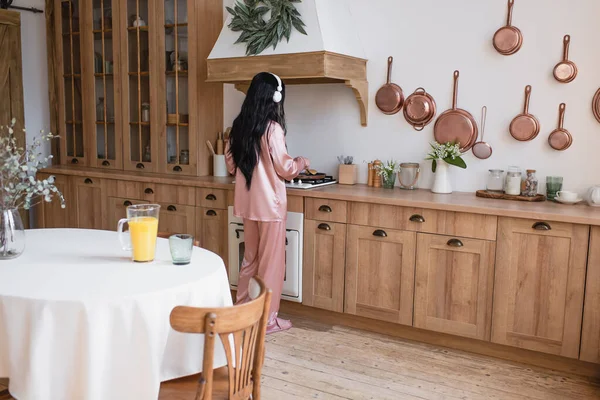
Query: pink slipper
xmin=266 ymin=318 xmax=292 ymax=334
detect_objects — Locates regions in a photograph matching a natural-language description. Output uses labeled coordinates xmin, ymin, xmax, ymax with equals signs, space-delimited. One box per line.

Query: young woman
xmin=225 ymin=72 xmax=310 ymax=334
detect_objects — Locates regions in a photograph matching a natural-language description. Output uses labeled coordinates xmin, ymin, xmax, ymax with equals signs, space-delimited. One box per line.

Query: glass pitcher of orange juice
xmin=117 ymin=204 xmax=160 ymax=262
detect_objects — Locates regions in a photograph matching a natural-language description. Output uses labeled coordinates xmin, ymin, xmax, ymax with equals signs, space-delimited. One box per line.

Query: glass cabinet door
xmin=57 ymin=0 xmax=86 ymax=166
xmin=122 ymin=0 xmax=157 ymax=172
xmin=89 ymin=0 xmax=122 ymax=169
xmin=158 ymin=0 xmax=196 ymax=175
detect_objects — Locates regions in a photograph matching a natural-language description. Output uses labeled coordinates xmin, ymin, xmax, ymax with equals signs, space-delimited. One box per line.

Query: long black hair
xmin=228 ymin=72 xmax=286 ymax=189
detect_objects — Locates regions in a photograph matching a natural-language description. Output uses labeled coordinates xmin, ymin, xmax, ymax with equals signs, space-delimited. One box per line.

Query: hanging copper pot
xmin=375 ymin=56 xmax=404 ymax=115
xmin=553 ymin=35 xmax=577 ymax=83
xmin=403 ymin=88 xmax=437 ymax=131
xmin=509 ymin=85 xmax=540 ymax=141
xmin=548 ymin=103 xmax=572 ymax=151
xmin=592 ymin=88 xmax=600 ymax=124
xmin=493 ymin=0 xmax=523 ymax=56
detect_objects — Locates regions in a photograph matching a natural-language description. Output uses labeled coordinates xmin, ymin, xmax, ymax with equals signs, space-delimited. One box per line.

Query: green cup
xmin=169 ymin=234 xmax=194 ymax=265
xmin=546 ymin=176 xmax=563 ymax=201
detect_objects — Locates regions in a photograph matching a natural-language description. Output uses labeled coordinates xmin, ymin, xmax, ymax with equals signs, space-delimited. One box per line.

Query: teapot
xmin=586 ymin=185 xmax=600 ymax=207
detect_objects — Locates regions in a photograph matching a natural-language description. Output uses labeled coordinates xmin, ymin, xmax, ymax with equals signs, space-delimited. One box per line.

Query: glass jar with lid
xmin=486 ymin=169 xmax=504 ymax=192
xmin=505 ymin=166 xmax=522 ymax=195
xmin=521 ymin=169 xmax=538 ymax=197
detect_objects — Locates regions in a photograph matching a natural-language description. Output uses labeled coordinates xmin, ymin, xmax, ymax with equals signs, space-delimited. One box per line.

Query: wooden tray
xmin=476 ymin=190 xmax=545 ymax=202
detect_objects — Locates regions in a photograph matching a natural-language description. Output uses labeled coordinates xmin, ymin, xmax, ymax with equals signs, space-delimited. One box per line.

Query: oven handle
xmin=235 ymin=229 xmax=244 ymax=239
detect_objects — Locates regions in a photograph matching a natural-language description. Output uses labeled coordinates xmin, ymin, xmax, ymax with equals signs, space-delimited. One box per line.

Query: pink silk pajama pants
xmin=236 ymin=219 xmax=286 ymax=322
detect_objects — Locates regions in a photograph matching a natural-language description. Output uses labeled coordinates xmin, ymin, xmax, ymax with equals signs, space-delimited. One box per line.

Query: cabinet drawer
xmin=306 ymin=198 xmax=347 ymax=223
xmin=158 ymin=202 xmax=196 ymax=235
xmin=197 ymin=188 xmax=227 ymax=209
xmin=71 ymin=176 xmax=104 ymax=188
xmin=349 ymin=202 xmax=497 ymax=241
xmin=141 ymin=183 xmax=195 ymax=206
xmin=106 ymin=180 xmax=142 ymax=199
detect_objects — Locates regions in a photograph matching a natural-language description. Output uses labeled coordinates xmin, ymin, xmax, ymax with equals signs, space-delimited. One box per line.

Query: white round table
xmin=0 ymin=229 xmax=233 ymax=400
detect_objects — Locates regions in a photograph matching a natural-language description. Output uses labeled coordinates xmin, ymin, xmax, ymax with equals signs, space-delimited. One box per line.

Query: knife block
xmin=338 ymin=164 xmax=357 ymax=185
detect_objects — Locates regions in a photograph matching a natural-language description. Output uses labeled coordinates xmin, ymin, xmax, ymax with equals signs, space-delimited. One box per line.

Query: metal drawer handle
xmin=167 ymin=205 xmax=177 ymax=212
xmin=136 ymin=163 xmax=145 ymax=169
xmin=373 ymin=229 xmax=387 ymax=238
xmin=84 ymin=178 xmax=93 ymax=184
xmin=123 ymin=200 xmax=132 ymax=206
xmin=318 ymin=205 xmax=332 ymax=213
xmin=71 ymin=158 xmax=79 ymax=164
xmin=205 ymin=194 xmax=217 ymax=201
xmin=409 ymin=214 xmax=425 ymax=223
xmin=144 ymin=188 xmax=154 ymax=194
xmin=102 ymin=160 xmax=110 ymax=167
xmin=206 ymin=210 xmax=217 ymax=216
xmin=447 ymin=238 xmax=464 ymax=247
xmin=317 ymin=223 xmax=331 ymax=231
xmin=173 ymin=166 xmax=182 ymax=172
xmin=532 ymin=221 xmax=551 ymax=231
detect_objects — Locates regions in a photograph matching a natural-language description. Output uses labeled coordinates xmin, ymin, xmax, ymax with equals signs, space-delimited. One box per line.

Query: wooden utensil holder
xmin=338 ymin=164 xmax=357 ymax=185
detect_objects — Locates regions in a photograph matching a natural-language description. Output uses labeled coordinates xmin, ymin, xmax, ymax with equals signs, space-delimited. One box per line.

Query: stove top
xmin=286 ymin=175 xmax=337 ymax=190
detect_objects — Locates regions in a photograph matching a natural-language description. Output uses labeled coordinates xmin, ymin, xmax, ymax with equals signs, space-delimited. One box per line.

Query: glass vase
xmin=0 ymin=208 xmax=25 ymax=260
xmin=382 ymin=173 xmax=396 ymax=189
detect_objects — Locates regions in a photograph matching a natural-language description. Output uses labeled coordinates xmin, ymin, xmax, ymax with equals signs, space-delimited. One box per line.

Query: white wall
xmin=224 ymin=0 xmax=600 ymax=193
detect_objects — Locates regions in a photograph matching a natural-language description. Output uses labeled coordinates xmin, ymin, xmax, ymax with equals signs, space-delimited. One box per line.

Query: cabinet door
xmin=414 ymin=234 xmax=495 ymax=340
xmin=36 ymin=174 xmax=71 ymax=228
xmin=158 ymin=203 xmax=195 ymax=235
xmin=303 ymin=220 xmax=346 ymax=312
xmin=580 ymin=226 xmax=600 ymax=363
xmin=491 ymin=218 xmax=589 ymax=358
xmin=71 ymin=176 xmax=106 ymax=229
xmin=196 ymin=208 xmax=227 ymax=260
xmin=106 ymin=197 xmax=149 ymax=230
xmin=345 ymin=225 xmax=416 ymax=325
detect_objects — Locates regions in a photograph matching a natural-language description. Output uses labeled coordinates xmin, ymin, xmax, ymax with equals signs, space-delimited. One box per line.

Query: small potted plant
xmin=337 ymin=155 xmax=356 ymax=185
xmin=425 ymin=142 xmax=466 ymax=194
xmin=375 ymin=160 xmax=400 ymax=189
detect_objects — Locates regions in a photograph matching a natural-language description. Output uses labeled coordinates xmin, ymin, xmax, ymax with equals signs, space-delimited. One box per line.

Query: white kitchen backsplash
xmin=224 ymin=0 xmax=600 ymax=193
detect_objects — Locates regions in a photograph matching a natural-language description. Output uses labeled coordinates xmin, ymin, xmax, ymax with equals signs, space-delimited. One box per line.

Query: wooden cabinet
xmin=414 ymin=233 xmax=495 ymax=340
xmin=345 ymin=224 xmax=415 ymax=325
xmin=196 ymin=207 xmax=227 ymax=261
xmin=70 ymin=176 xmax=106 ymax=229
xmin=106 ymin=197 xmax=149 ymax=230
xmin=158 ymin=203 xmax=195 ymax=235
xmin=36 ymin=174 xmax=71 ymax=228
xmin=491 ymin=217 xmax=589 ymax=358
xmin=303 ymin=220 xmax=346 ymax=312
xmin=580 ymin=226 xmax=600 ymax=363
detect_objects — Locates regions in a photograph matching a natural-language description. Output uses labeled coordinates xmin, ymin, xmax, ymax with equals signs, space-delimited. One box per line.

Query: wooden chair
xmin=159 ymin=277 xmax=272 ymax=400
xmin=158 ymin=232 xmax=201 ymax=248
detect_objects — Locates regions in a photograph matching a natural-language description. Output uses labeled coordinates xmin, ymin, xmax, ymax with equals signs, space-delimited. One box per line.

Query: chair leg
xmin=195 ymin=376 xmax=206 ymax=400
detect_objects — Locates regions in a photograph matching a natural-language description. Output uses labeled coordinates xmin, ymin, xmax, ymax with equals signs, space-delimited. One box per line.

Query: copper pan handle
xmin=563 ymin=35 xmax=570 ymax=61
xmin=452 ymin=70 xmax=459 ymax=110
xmin=506 ymin=0 xmax=515 ymax=27
xmin=386 ymin=57 xmax=393 ymax=84
xmin=414 ymin=125 xmax=425 ymax=132
xmin=523 ymin=85 xmax=532 ymax=113
xmin=558 ymin=103 xmax=566 ymax=129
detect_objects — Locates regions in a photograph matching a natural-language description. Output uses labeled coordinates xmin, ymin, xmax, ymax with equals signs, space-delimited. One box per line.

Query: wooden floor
xmin=2 ymin=315 xmax=599 ymax=399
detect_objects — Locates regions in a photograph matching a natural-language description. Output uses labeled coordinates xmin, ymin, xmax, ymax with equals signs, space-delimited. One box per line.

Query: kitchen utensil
xmin=372 ymin=160 xmax=382 ymax=187
xmin=375 ymin=57 xmax=404 ymax=115
xmin=367 ymin=162 xmax=374 ymax=187
xmin=556 ymin=190 xmax=578 ymax=202
xmin=548 ymin=103 xmax=572 ymax=151
xmin=305 ymin=168 xmax=319 ymax=176
xmin=398 ymin=163 xmax=420 ymax=190
xmin=216 ymin=132 xmax=224 ymax=155
xmin=476 ymin=190 xmax=545 ymax=202
xmin=403 ymin=88 xmax=437 ymax=131
xmin=509 ymin=85 xmax=540 ymax=141
xmin=555 ymin=196 xmax=583 ymax=205
xmin=553 ymin=35 xmax=577 ymax=83
xmin=593 ymin=88 xmax=600 ymax=124
xmin=213 ymin=155 xmax=228 ymax=177
xmin=585 ymin=185 xmax=600 ymax=207
xmin=472 ymin=106 xmax=492 ymax=159
xmin=296 ymin=172 xmax=326 ymax=181
xmin=434 ymin=70 xmax=478 ymax=152
xmin=493 ymin=0 xmax=523 ymax=55
xmin=546 ymin=176 xmax=563 ymax=200
xmin=206 ymin=140 xmax=216 ymax=155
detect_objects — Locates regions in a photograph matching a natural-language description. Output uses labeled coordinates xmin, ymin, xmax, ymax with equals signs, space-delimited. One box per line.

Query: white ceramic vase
xmin=431 ymin=160 xmax=452 ymax=194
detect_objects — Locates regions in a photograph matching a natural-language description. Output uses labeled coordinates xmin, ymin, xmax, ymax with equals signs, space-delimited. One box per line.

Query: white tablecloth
xmin=0 ymin=229 xmax=233 ymax=400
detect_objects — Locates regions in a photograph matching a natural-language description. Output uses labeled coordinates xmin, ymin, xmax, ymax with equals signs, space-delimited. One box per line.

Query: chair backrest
xmin=157 ymin=231 xmax=200 ymax=247
xmin=170 ymin=277 xmax=272 ymax=400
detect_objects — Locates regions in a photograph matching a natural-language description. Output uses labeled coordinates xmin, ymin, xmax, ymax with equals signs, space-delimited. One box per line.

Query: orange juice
xmin=128 ymin=216 xmax=158 ymax=262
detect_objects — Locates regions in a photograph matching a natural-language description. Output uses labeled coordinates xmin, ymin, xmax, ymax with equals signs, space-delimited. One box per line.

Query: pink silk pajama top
xmin=225 ymin=121 xmax=307 ymax=222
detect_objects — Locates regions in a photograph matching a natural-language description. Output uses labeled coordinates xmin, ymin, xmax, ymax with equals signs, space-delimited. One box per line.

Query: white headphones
xmin=269 ymin=72 xmax=283 ymax=103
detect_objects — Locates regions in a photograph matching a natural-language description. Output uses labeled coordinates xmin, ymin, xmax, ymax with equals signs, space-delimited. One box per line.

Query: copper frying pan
xmin=509 ymin=85 xmax=540 ymax=141
xmin=553 ymin=35 xmax=577 ymax=83
xmin=376 ymin=56 xmax=404 ymax=115
xmin=403 ymin=88 xmax=437 ymax=131
xmin=592 ymin=88 xmax=600 ymax=124
xmin=493 ymin=0 xmax=523 ymax=55
xmin=433 ymin=70 xmax=478 ymax=152
xmin=548 ymin=103 xmax=572 ymax=151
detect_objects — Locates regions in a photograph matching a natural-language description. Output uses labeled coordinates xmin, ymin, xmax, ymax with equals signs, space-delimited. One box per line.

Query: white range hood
xmin=207 ymin=0 xmax=369 ymax=126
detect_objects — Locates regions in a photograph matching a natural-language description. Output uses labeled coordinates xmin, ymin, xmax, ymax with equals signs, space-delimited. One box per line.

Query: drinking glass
xmin=169 ymin=234 xmax=194 ymax=265
xmin=546 ymin=176 xmax=564 ymax=201
xmin=117 ymin=204 xmax=160 ymax=262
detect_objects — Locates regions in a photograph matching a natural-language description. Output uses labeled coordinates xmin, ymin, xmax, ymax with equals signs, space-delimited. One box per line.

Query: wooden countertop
xmin=43 ymin=166 xmax=600 ymax=226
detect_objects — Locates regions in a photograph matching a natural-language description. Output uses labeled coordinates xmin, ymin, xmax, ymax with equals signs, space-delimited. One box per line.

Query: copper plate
xmin=403 ymin=88 xmax=437 ymax=131
xmin=548 ymin=103 xmax=572 ymax=151
xmin=434 ymin=70 xmax=478 ymax=152
xmin=553 ymin=35 xmax=577 ymax=83
xmin=493 ymin=0 xmax=523 ymax=55
xmin=509 ymin=85 xmax=540 ymax=141
xmin=592 ymin=88 xmax=600 ymax=124
xmin=376 ymin=56 xmax=404 ymax=115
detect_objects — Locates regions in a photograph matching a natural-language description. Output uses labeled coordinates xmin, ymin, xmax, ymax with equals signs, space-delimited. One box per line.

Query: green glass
xmin=546 ymin=176 xmax=563 ymax=201
xmin=169 ymin=234 xmax=194 ymax=265
xmin=382 ymin=173 xmax=396 ymax=189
